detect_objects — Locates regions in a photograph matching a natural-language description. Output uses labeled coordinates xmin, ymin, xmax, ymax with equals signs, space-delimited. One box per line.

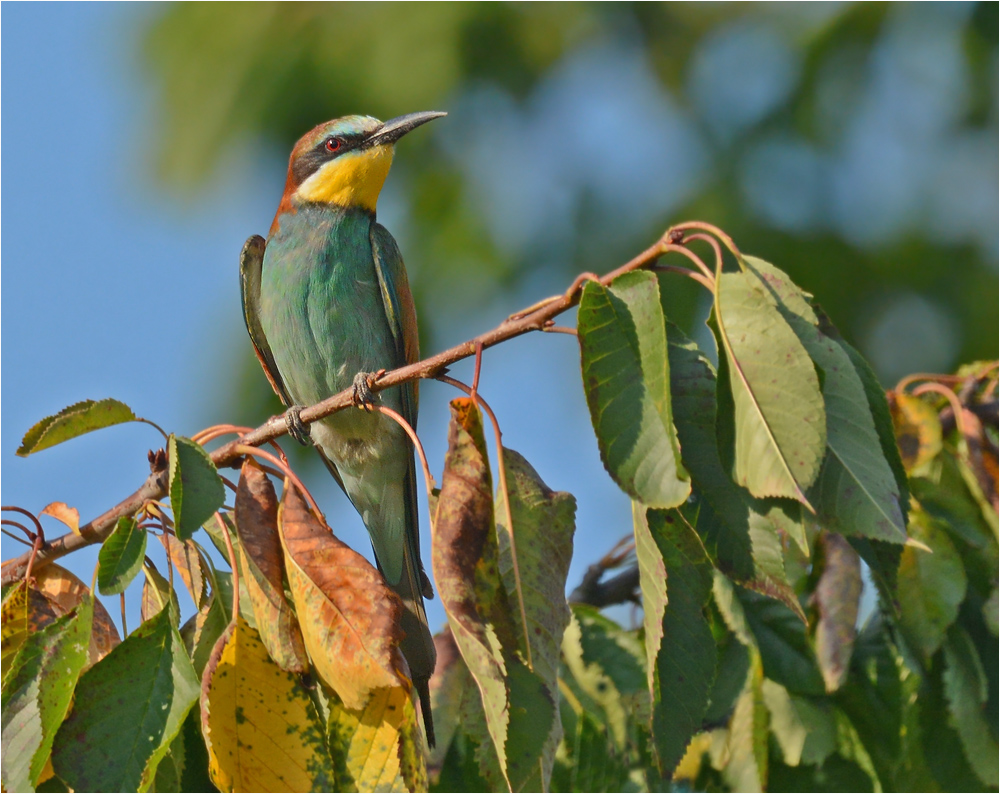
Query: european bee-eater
xmin=239 ymin=111 xmax=445 ymax=741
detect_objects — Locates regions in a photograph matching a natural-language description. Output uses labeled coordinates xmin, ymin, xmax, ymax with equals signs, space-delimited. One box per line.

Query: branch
xmin=2 ymin=225 xmax=697 ymax=586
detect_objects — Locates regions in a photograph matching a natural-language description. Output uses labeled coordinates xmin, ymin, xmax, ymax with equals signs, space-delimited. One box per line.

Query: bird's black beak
xmin=369 ymin=111 xmax=447 ymax=146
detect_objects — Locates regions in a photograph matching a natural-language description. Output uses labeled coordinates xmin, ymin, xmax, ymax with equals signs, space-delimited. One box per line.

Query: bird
xmin=239 ymin=111 xmax=446 ymax=743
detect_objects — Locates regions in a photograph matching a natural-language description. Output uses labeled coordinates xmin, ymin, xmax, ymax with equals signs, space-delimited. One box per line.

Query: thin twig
xmin=375 ymin=406 xmax=437 ymax=497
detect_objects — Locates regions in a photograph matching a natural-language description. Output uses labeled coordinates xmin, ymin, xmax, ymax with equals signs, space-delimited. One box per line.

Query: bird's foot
xmin=284 ymin=405 xmax=312 ymax=446
xmin=352 ymin=369 xmax=386 ymax=412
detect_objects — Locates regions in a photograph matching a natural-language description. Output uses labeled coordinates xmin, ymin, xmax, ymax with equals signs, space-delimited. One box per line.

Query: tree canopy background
xmin=2 ymin=2 xmax=997 ymax=633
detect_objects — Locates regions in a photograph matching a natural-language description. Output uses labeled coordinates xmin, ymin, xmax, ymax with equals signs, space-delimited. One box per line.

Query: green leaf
xmin=837 ymin=338 xmax=910 ymax=524
xmin=742 ymin=256 xmax=906 ymax=543
xmin=898 ymin=508 xmax=967 ymax=660
xmin=432 ymin=399 xmax=553 ymax=791
xmin=666 ymin=326 xmax=803 ymax=616
xmin=97 ymin=516 xmax=147 ymax=595
xmin=560 ymin=607 xmax=645 ymax=753
xmin=51 ymin=607 xmax=200 ymax=792
xmin=495 ymin=447 xmax=577 ymax=785
xmin=1 ymin=598 xmax=93 ymax=792
xmin=721 ymin=658 xmax=768 ymax=792
xmin=551 ymin=708 xmax=631 ymax=793
xmin=633 ymin=505 xmax=716 ymax=775
xmin=942 ymin=626 xmax=999 ymax=788
xmin=761 ymin=679 xmax=836 ymax=767
xmin=168 ymin=435 xmax=225 ymax=540
xmin=738 ymin=589 xmax=825 ymax=696
xmin=17 ymin=398 xmax=138 ymax=456
xmin=813 ymin=532 xmax=862 ymax=693
xmin=704 ymin=629 xmax=751 ymax=724
xmin=577 ymin=272 xmax=690 ymax=508
xmin=712 ymin=270 xmax=826 ymax=505
xmin=834 ymin=613 xmax=904 ymax=788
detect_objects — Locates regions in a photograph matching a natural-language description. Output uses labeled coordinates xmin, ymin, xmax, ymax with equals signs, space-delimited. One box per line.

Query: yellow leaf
xmin=201 ymin=616 xmax=335 ymax=792
xmin=1 ymin=582 xmax=59 ymax=678
xmin=279 ymin=485 xmax=406 ymax=709
xmin=40 ymin=502 xmax=80 ymax=535
xmin=329 ymin=686 xmax=428 ymax=793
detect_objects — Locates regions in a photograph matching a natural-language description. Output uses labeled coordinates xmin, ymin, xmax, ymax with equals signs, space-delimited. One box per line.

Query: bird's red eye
xmin=325 ymin=138 xmax=342 ymax=153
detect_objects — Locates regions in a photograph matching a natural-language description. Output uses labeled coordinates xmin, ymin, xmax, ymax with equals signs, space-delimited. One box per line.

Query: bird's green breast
xmin=258 ymin=204 xmax=401 ymax=414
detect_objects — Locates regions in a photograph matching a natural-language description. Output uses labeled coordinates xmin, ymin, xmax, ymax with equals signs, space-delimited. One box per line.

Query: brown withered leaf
xmin=235 ymin=458 xmax=308 ymax=673
xmin=35 ymin=562 xmax=120 ymax=664
xmin=160 ymin=533 xmax=206 ymax=608
xmin=40 ymin=502 xmax=80 ymax=535
xmin=279 ymin=483 xmax=406 ymax=708
xmin=960 ymin=407 xmax=998 ymax=512
xmin=432 ymin=399 xmax=556 ymax=791
xmin=813 ymin=532 xmax=862 ymax=693
xmin=889 ymin=392 xmax=942 ymax=472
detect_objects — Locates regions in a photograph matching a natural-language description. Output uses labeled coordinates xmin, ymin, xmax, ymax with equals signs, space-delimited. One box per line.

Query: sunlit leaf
xmin=942 ymin=626 xmax=999 ymax=788
xmin=160 ymin=533 xmax=205 ymax=608
xmin=712 ymin=270 xmax=825 ymax=504
xmin=577 ymin=271 xmax=690 ymax=508
xmin=141 ymin=559 xmax=180 ymax=626
xmin=280 ymin=483 xmax=406 ymax=708
xmin=890 ymin=392 xmax=942 ymax=473
xmin=1 ymin=598 xmax=92 ymax=792
xmin=179 ymin=590 xmax=229 ymax=676
xmin=2 ymin=583 xmax=59 ymax=680
xmin=201 ymin=616 xmax=335 ymax=792
xmin=168 ymin=434 xmax=225 ymax=540
xmin=760 ymin=679 xmax=835 ymax=767
xmin=720 ymin=657 xmax=768 ymax=792
xmin=897 ymin=508 xmax=967 ymax=660
xmin=432 ymin=398 xmax=553 ymax=791
xmin=235 ymin=458 xmax=308 ymax=673
xmin=51 ymin=607 xmax=199 ymax=792
xmin=40 ymin=503 xmax=80 ymax=536
xmin=633 ymin=504 xmax=716 ymax=775
xmin=495 ymin=447 xmax=576 ymax=784
xmin=813 ymin=532 xmax=861 ymax=692
xmin=97 ymin=516 xmax=147 ymax=595
xmin=17 ymin=398 xmax=138 ymax=456
xmin=328 ymin=685 xmax=427 ymax=793
xmin=551 ymin=708 xmax=630 ymax=794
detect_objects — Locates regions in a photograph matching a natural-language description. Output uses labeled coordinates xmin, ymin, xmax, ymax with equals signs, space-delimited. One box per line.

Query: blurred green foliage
xmin=141 ymin=1 xmax=997 ymax=423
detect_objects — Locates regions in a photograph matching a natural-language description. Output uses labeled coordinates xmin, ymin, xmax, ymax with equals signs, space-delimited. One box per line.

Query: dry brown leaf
xmin=234 ymin=458 xmax=308 ymax=673
xmin=34 ymin=563 xmax=120 ymax=664
xmin=279 ymin=484 xmax=406 ymax=708
xmin=40 ymin=502 xmax=80 ymax=535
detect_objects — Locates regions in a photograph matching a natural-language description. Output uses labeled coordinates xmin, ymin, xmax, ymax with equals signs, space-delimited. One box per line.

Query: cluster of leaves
xmin=2 ymin=229 xmax=997 ymax=793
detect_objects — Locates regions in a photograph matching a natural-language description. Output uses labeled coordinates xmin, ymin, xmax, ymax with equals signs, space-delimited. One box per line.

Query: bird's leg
xmin=283 ymin=405 xmax=312 ymax=446
xmin=352 ymin=369 xmax=386 ymax=411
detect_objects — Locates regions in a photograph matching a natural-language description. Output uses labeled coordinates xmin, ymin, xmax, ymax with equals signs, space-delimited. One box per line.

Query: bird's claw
xmin=352 ymin=370 xmax=385 ymax=411
xmin=284 ymin=405 xmax=311 ymax=446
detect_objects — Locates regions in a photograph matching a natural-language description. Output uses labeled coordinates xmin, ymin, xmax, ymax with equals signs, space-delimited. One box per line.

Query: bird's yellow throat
xmin=296 ymin=144 xmax=395 ymax=212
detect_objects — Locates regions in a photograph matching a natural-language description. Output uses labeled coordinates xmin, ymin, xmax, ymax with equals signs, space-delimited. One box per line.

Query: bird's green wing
xmin=370 ymin=222 xmax=429 ymax=598
xmin=239 ymin=235 xmax=292 ymax=406
xmin=370 ymin=223 xmax=421 ymax=417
